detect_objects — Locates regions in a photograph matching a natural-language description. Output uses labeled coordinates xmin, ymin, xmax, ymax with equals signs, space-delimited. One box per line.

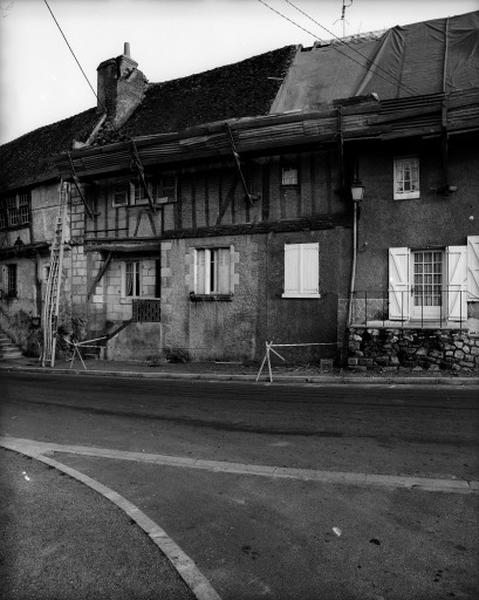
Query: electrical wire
xmin=257 ymin=0 xmax=418 ymax=97
xmin=283 ymin=0 xmax=419 ymax=96
xmin=42 ymin=0 xmax=99 ymax=104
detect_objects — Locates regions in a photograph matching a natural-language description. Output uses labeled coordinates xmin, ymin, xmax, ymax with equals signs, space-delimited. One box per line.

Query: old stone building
xmin=1 ymin=10 xmax=478 ymax=369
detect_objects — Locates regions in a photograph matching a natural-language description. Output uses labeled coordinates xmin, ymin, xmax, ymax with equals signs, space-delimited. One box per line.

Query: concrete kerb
xmin=0 ymin=439 xmax=223 ymax=600
xmin=1 ymin=363 xmax=478 ymax=386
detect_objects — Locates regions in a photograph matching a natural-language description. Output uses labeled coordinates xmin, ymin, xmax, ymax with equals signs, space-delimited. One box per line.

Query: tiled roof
xmin=0 ymin=108 xmax=98 ymax=192
xmin=0 ymin=46 xmax=297 ymax=191
xmin=93 ymin=45 xmax=298 ymax=145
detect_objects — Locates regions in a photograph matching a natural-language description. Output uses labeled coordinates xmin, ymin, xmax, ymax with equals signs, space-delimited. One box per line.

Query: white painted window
xmin=281 ymin=166 xmax=299 ymax=186
xmin=393 ymin=157 xmax=420 ymax=200
xmin=121 ymin=260 xmax=141 ymax=297
xmin=389 ymin=245 xmax=469 ymax=322
xmin=194 ymin=248 xmax=232 ymax=295
xmin=467 ymin=235 xmax=479 ymax=300
xmin=131 ymin=176 xmax=177 ymax=206
xmin=283 ymin=243 xmax=320 ymax=298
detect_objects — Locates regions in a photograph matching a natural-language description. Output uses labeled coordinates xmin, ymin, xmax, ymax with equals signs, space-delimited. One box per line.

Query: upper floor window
xmin=281 ymin=166 xmax=299 ymax=186
xmin=393 ymin=156 xmax=420 ymax=200
xmin=112 ymin=189 xmax=129 ymax=208
xmin=1 ymin=191 xmax=31 ymax=229
xmin=131 ymin=175 xmax=177 ymax=206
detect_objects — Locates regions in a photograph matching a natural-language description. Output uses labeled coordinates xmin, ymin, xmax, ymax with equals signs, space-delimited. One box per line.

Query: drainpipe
xmin=347 ymin=177 xmax=365 ymax=326
xmin=347 ymin=199 xmax=359 ymax=326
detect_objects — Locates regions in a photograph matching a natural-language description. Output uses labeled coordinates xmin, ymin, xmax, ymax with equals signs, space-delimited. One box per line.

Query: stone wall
xmin=348 ymin=327 xmax=479 ymax=373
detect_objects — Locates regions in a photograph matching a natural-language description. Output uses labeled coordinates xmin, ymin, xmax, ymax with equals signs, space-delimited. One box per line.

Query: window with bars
xmin=393 ymin=157 xmax=420 ymax=200
xmin=7 ymin=264 xmax=17 ymax=298
xmin=194 ymin=248 xmax=232 ymax=295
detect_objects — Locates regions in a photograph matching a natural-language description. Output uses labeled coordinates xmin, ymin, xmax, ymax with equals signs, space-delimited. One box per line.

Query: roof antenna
xmin=334 ymin=0 xmax=353 ymax=38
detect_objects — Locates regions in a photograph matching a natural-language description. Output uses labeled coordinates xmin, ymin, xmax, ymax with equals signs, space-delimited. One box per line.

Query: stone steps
xmin=0 ymin=332 xmax=23 ymax=360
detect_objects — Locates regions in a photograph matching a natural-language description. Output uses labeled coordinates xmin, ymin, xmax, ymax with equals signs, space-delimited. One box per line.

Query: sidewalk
xmin=1 ymin=355 xmax=478 ymax=385
xmin=0 ymin=447 xmax=195 ymax=600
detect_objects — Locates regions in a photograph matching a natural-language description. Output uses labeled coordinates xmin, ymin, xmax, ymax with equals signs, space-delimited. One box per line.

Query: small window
xmin=131 ymin=180 xmax=148 ymax=205
xmin=7 ymin=264 xmax=17 ymax=298
xmin=394 ymin=157 xmax=420 ymax=200
xmin=112 ymin=190 xmax=129 ymax=208
xmin=123 ymin=260 xmax=141 ymax=297
xmin=152 ymin=175 xmax=177 ymax=204
xmin=283 ymin=243 xmax=320 ymax=298
xmin=6 ymin=196 xmax=19 ymax=226
xmin=18 ymin=192 xmax=31 ymax=224
xmin=281 ymin=166 xmax=299 ymax=186
xmin=195 ymin=248 xmax=231 ymax=295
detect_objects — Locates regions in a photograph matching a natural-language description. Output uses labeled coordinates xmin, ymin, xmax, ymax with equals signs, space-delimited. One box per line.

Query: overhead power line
xmin=42 ymin=0 xmax=98 ymax=103
xmin=283 ymin=0 xmax=419 ymax=96
xmin=257 ymin=0 xmax=418 ymax=97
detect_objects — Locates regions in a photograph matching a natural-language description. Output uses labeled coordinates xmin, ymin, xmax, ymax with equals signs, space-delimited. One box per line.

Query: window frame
xmin=393 ymin=156 xmax=420 ymax=200
xmin=194 ymin=247 xmax=233 ymax=296
xmin=7 ymin=263 xmax=17 ymax=298
xmin=281 ymin=165 xmax=300 ymax=187
xmin=130 ymin=175 xmax=178 ymax=206
xmin=111 ymin=188 xmax=129 ymax=208
xmin=1 ymin=191 xmax=31 ymax=230
xmin=282 ymin=242 xmax=320 ymax=299
xmin=121 ymin=260 xmax=142 ymax=298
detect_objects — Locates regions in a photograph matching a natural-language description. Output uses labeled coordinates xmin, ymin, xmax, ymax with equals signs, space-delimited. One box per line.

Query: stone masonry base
xmin=348 ymin=327 xmax=479 ymax=373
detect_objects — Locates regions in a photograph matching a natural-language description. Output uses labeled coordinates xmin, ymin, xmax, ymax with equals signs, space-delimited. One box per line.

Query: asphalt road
xmin=1 ymin=372 xmax=479 ymax=599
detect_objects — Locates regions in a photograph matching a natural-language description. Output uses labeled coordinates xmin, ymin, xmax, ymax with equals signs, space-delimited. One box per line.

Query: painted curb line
xmin=1 ymin=364 xmax=478 ymax=386
xmin=0 ymin=439 xmax=222 ymax=600
xmin=2 ymin=437 xmax=477 ymax=496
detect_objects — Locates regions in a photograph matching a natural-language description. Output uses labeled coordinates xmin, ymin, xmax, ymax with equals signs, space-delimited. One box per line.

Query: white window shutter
xmin=447 ymin=246 xmax=467 ymax=320
xmin=467 ymin=236 xmax=479 ymax=300
xmin=217 ymin=248 xmax=231 ymax=294
xmin=388 ymin=247 xmax=410 ymax=320
xmin=284 ymin=244 xmax=301 ymax=295
xmin=120 ymin=261 xmax=126 ymax=297
xmin=301 ymin=243 xmax=319 ymax=295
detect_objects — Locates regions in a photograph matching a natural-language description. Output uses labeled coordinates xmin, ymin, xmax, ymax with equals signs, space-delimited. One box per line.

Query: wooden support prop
xmin=225 ymin=124 xmax=257 ymax=205
xmin=63 ymin=336 xmax=107 ymax=371
xmin=87 ymin=251 xmax=112 ymax=300
xmin=255 ymin=341 xmax=338 ymax=383
xmin=130 ymin=139 xmax=156 ymax=213
xmin=68 ymin=152 xmax=95 ymax=220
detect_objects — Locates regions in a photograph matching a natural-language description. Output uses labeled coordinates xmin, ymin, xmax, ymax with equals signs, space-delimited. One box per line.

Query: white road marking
xmin=0 ymin=436 xmax=476 ymax=495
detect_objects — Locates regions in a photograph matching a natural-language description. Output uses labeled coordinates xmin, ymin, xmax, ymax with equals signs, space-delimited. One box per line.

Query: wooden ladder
xmin=42 ymin=181 xmax=69 ymax=367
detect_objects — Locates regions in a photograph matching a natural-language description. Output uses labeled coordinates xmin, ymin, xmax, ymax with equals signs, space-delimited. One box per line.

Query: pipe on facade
xmin=347 ymin=198 xmax=358 ymax=327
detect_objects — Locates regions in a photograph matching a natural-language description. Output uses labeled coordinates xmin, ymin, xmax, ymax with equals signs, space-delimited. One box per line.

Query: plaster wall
xmin=354 ymin=138 xmax=479 ymax=292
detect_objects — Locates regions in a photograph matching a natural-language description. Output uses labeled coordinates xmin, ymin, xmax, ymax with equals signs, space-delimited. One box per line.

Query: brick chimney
xmin=96 ymin=42 xmax=147 ymax=128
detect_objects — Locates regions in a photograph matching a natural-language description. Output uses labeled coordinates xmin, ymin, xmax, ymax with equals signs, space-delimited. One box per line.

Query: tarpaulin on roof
xmin=272 ymin=10 xmax=479 ymax=111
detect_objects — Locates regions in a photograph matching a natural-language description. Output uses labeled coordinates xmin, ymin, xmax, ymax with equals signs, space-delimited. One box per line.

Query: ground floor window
xmin=7 ymin=264 xmax=17 ymax=298
xmin=282 ymin=242 xmax=320 ymax=298
xmin=123 ymin=260 xmax=141 ymax=297
xmin=194 ymin=248 xmax=231 ymax=295
xmin=388 ymin=240 xmax=479 ymax=322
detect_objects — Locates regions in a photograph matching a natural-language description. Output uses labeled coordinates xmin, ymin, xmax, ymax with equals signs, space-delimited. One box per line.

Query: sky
xmin=0 ymin=0 xmax=478 ymax=144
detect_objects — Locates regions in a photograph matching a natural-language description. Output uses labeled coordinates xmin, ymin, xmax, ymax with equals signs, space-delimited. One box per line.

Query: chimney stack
xmin=96 ymin=43 xmax=147 ymax=128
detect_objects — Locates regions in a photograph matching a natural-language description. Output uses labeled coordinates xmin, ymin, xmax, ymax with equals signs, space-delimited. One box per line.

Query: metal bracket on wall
xmin=129 ymin=139 xmax=156 ymax=213
xmin=225 ymin=123 xmax=258 ymax=206
xmin=67 ymin=152 xmax=95 ymax=220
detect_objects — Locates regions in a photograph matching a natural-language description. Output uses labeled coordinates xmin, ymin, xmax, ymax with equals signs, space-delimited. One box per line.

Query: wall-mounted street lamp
xmin=351 ymin=179 xmax=365 ymax=202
